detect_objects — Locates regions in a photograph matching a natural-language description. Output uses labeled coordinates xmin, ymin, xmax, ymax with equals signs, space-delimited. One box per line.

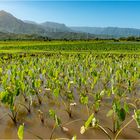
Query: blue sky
xmin=0 ymin=1 xmax=140 ymax=28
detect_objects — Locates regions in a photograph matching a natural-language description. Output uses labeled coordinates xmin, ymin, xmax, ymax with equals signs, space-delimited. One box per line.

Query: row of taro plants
xmin=0 ymin=53 xmax=140 ymax=139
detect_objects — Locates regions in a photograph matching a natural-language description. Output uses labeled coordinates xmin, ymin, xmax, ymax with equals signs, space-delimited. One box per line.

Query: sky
xmin=0 ymin=1 xmax=140 ymax=28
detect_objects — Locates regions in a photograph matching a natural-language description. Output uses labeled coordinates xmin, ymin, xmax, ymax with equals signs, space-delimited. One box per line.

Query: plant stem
xmin=112 ymin=112 xmax=116 ymax=133
xmin=114 ymin=118 xmax=134 ymax=140
xmin=20 ymin=103 xmax=31 ymax=113
xmin=98 ymin=125 xmax=112 ymax=140
xmin=62 ymin=118 xmax=83 ymax=126
xmin=50 ymin=123 xmax=56 ymax=140
xmin=86 ymin=104 xmax=90 ymax=116
xmin=35 ymin=91 xmax=42 ymax=105
xmin=8 ymin=113 xmax=17 ymax=124
xmin=55 ymin=138 xmax=69 ymax=140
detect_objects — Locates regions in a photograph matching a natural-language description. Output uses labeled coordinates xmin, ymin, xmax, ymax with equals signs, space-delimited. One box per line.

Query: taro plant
xmin=62 ymin=90 xmax=76 ymax=118
xmin=49 ymin=109 xmax=71 ymax=139
xmin=38 ymin=109 xmax=45 ymax=124
xmin=19 ymin=95 xmax=32 ymax=114
xmin=49 ymin=109 xmax=62 ymax=139
xmin=80 ymin=113 xmax=111 ymax=139
xmin=92 ymin=90 xmax=105 ymax=113
xmin=0 ymin=88 xmax=19 ymax=124
xmin=79 ymin=92 xmax=89 ymax=115
xmin=32 ymin=78 xmax=42 ymax=105
xmin=114 ymin=109 xmax=140 ymax=140
xmin=106 ymin=99 xmax=128 ymax=134
xmin=58 ymin=80 xmax=76 ymax=118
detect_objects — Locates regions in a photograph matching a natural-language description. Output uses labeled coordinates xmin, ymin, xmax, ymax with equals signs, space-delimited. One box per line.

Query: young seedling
xmin=49 ymin=109 xmax=70 ymax=139
xmin=114 ymin=109 xmax=140 ymax=140
xmin=49 ymin=109 xmax=62 ymax=139
xmin=32 ymin=78 xmax=42 ymax=105
xmin=106 ymin=99 xmax=129 ymax=134
xmin=80 ymin=92 xmax=89 ymax=116
xmin=60 ymin=90 xmax=76 ymax=118
xmin=0 ymin=90 xmax=19 ymax=124
xmin=38 ymin=109 xmax=45 ymax=124
xmin=80 ymin=113 xmax=111 ymax=139
xmin=19 ymin=96 xmax=32 ymax=114
xmin=92 ymin=90 xmax=105 ymax=114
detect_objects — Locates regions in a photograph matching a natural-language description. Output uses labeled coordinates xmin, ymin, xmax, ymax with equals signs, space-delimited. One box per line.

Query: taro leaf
xmin=94 ymin=93 xmax=101 ymax=101
xmin=49 ymin=109 xmax=61 ymax=126
xmin=124 ymin=102 xmax=129 ymax=113
xmin=21 ymin=82 xmax=25 ymax=93
xmin=15 ymin=80 xmax=20 ymax=96
xmin=49 ymin=70 xmax=53 ymax=77
xmin=92 ymin=70 xmax=97 ymax=77
xmin=134 ymin=110 xmax=140 ymax=128
xmin=85 ymin=113 xmax=94 ymax=129
xmin=1 ymin=91 xmax=14 ymax=109
xmin=53 ymin=88 xmax=59 ymax=98
xmin=35 ymin=79 xmax=41 ymax=88
xmin=113 ymin=100 xmax=121 ymax=113
xmin=68 ymin=82 xmax=71 ymax=90
xmin=55 ymin=115 xmax=61 ymax=126
xmin=106 ymin=109 xmax=114 ymax=117
xmin=67 ymin=91 xmax=74 ymax=102
xmin=128 ymin=80 xmax=131 ymax=87
xmin=128 ymin=80 xmax=132 ymax=92
xmin=0 ymin=68 xmax=2 ymax=74
xmin=42 ymin=69 xmax=46 ymax=75
xmin=17 ymin=124 xmax=24 ymax=140
xmin=95 ymin=101 xmax=100 ymax=111
xmin=78 ymin=78 xmax=82 ymax=86
xmin=49 ymin=109 xmax=55 ymax=118
xmin=116 ymin=120 xmax=121 ymax=131
xmin=118 ymin=108 xmax=126 ymax=122
xmin=15 ymin=87 xmax=20 ymax=96
xmin=32 ymin=79 xmax=35 ymax=89
xmin=80 ymin=94 xmax=88 ymax=105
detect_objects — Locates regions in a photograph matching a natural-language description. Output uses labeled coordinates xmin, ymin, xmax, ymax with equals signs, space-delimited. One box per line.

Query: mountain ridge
xmin=0 ymin=10 xmax=140 ymax=39
xmin=70 ymin=27 xmax=140 ymax=37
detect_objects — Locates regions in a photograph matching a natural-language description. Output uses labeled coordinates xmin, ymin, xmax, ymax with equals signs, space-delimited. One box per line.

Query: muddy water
xmin=0 ymin=95 xmax=139 ymax=140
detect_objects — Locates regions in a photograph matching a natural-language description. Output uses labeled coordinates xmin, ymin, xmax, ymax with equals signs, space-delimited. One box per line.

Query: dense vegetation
xmin=1 ymin=40 xmax=140 ymax=53
xmin=0 ymin=41 xmax=140 ymax=139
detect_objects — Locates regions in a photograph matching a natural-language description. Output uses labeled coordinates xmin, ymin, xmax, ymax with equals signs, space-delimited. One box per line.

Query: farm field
xmin=0 ymin=41 xmax=140 ymax=139
xmin=1 ymin=40 xmax=140 ymax=53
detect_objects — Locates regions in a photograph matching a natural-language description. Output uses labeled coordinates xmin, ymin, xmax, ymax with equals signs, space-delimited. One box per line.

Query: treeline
xmin=0 ymin=31 xmax=140 ymax=41
xmin=119 ymin=36 xmax=140 ymax=41
xmin=0 ymin=32 xmax=50 ymax=41
xmin=60 ymin=36 xmax=140 ymax=42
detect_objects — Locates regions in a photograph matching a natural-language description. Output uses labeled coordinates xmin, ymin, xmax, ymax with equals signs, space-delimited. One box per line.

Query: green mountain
xmin=0 ymin=32 xmax=49 ymax=40
xmin=1 ymin=10 xmax=140 ymax=40
xmin=0 ymin=10 xmax=46 ymax=35
xmin=41 ymin=22 xmax=71 ymax=32
xmin=0 ymin=10 xmax=97 ymax=40
xmin=70 ymin=27 xmax=140 ymax=37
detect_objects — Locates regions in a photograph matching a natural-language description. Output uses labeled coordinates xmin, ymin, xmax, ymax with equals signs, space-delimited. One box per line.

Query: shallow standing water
xmin=0 ymin=97 xmax=139 ymax=139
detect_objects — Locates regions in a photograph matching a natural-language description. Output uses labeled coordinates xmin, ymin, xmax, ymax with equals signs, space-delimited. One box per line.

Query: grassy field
xmin=1 ymin=40 xmax=140 ymax=53
xmin=0 ymin=41 xmax=140 ymax=139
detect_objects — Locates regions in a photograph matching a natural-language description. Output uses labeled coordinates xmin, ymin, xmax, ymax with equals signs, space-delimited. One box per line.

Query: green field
xmin=0 ymin=41 xmax=140 ymax=139
xmin=1 ymin=40 xmax=140 ymax=53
